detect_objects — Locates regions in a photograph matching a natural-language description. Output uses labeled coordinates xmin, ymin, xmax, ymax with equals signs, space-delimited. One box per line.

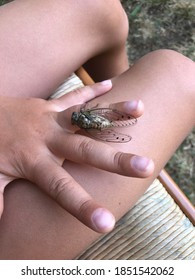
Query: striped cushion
xmin=77 ymin=180 xmax=195 ymax=260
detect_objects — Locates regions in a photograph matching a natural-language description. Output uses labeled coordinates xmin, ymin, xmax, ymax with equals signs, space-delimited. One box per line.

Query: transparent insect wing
xmin=86 ymin=108 xmax=137 ymax=127
xmin=86 ymin=129 xmax=132 ymax=143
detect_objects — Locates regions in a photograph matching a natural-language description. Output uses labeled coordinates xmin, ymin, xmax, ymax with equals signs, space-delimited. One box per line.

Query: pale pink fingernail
xmin=100 ymin=80 xmax=112 ymax=86
xmin=131 ymin=156 xmax=154 ymax=172
xmin=126 ymin=100 xmax=143 ymax=111
xmin=91 ymin=208 xmax=115 ymax=232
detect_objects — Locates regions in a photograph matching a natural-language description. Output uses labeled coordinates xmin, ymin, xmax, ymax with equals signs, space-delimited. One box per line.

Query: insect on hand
xmin=71 ymin=106 xmax=137 ymax=143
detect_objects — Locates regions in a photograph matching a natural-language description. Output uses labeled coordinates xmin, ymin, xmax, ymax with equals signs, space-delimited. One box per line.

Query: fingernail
xmin=91 ymin=208 xmax=115 ymax=233
xmin=100 ymin=80 xmax=112 ymax=86
xmin=126 ymin=100 xmax=143 ymax=111
xmin=131 ymin=156 xmax=153 ymax=172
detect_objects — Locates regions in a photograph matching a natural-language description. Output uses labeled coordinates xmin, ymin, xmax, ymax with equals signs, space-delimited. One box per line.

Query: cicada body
xmin=71 ymin=110 xmax=112 ymax=130
xmin=71 ymin=107 xmax=137 ymax=143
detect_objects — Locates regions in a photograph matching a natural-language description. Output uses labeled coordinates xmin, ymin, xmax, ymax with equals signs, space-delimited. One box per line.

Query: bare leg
xmin=0 ymin=0 xmax=129 ymax=98
xmin=0 ymin=50 xmax=194 ymax=259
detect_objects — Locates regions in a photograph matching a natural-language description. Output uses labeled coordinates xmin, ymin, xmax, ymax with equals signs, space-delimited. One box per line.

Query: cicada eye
xmin=71 ymin=112 xmax=79 ymax=124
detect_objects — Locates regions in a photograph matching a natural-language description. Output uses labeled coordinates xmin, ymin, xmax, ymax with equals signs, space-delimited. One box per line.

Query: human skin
xmin=0 ymin=0 xmax=194 ymax=259
xmin=0 ymin=0 xmax=136 ymax=232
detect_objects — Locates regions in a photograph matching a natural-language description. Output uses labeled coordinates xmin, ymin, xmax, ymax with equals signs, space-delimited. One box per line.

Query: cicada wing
xmin=86 ymin=129 xmax=132 ymax=143
xmin=85 ymin=108 xmax=137 ymax=127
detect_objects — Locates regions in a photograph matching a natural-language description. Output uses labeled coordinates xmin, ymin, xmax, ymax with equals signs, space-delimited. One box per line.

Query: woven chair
xmin=51 ymin=68 xmax=195 ymax=260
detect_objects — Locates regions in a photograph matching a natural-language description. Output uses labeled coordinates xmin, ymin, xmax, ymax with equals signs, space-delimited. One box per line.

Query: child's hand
xmin=0 ymin=81 xmax=154 ymax=233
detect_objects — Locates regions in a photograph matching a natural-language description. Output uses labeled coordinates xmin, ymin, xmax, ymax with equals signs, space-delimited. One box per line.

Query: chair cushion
xmin=77 ymin=179 xmax=195 ymax=260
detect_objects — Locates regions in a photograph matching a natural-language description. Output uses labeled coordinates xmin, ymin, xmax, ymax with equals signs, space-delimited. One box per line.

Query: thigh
xmin=0 ymin=50 xmax=194 ymax=259
xmin=0 ymin=0 xmax=128 ymax=98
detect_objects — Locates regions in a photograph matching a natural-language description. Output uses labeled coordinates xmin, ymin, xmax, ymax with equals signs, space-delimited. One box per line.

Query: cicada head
xmin=71 ymin=112 xmax=80 ymax=125
xmin=71 ymin=111 xmax=91 ymax=129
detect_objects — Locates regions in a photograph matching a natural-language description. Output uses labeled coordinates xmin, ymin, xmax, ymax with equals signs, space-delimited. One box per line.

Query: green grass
xmin=0 ymin=0 xmax=11 ymax=4
xmin=0 ymin=0 xmax=194 ymax=205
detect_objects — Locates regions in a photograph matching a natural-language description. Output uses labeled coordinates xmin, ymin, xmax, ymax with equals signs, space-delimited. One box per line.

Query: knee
xmin=147 ymin=49 xmax=194 ymax=68
xmin=143 ymin=49 xmax=195 ymax=95
xmin=103 ymin=0 xmax=129 ymax=46
xmin=86 ymin=0 xmax=129 ymax=48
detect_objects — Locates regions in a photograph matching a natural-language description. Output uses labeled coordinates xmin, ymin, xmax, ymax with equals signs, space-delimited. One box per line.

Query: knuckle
xmin=113 ymin=151 xmax=123 ymax=166
xmin=77 ymin=138 xmax=94 ymax=161
xmin=113 ymin=151 xmax=127 ymax=174
xmin=24 ymin=150 xmax=48 ymax=180
xmin=48 ymin=176 xmax=72 ymax=201
xmin=13 ymin=148 xmax=42 ymax=179
xmin=78 ymin=198 xmax=93 ymax=220
xmin=72 ymin=87 xmax=92 ymax=103
xmin=72 ymin=87 xmax=85 ymax=96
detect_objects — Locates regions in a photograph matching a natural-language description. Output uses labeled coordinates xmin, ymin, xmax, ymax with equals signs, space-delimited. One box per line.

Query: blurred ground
xmin=0 ymin=0 xmax=194 ymax=204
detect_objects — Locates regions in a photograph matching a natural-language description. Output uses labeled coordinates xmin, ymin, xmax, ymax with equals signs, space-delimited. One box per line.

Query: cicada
xmin=71 ymin=106 xmax=137 ymax=143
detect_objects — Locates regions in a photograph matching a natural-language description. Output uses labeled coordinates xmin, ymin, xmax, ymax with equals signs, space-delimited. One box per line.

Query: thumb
xmin=30 ymin=159 xmax=115 ymax=233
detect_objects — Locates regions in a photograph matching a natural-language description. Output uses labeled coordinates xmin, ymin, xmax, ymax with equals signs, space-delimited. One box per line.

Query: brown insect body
xmin=71 ymin=107 xmax=137 ymax=143
xmin=71 ymin=110 xmax=112 ymax=130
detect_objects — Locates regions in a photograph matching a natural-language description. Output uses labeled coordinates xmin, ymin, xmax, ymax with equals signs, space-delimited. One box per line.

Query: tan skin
xmin=0 ymin=0 xmax=194 ymax=259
